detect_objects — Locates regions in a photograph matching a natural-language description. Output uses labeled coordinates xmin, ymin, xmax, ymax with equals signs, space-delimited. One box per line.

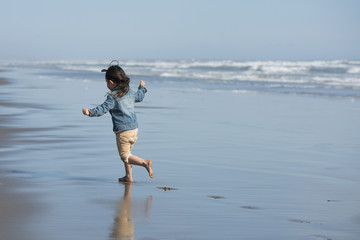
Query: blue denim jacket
xmin=89 ymin=85 xmax=147 ymax=132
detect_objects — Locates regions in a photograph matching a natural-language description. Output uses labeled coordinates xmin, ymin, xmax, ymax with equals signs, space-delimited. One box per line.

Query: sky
xmin=0 ymin=0 xmax=359 ymax=61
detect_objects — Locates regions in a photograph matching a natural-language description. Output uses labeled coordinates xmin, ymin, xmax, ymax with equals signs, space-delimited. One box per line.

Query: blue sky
xmin=1 ymin=0 xmax=359 ymax=60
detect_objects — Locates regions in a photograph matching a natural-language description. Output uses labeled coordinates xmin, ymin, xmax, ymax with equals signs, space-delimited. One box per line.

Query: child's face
xmin=106 ymin=78 xmax=116 ymax=90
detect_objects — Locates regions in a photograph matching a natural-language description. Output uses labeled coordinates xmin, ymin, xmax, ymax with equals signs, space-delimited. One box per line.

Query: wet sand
xmin=0 ymin=67 xmax=360 ymax=240
xmin=0 ymin=76 xmax=40 ymax=240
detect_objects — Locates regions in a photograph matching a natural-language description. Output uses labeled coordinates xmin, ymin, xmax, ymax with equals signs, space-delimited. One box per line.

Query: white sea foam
xmin=1 ymin=59 xmax=359 ymax=97
xmin=348 ymin=67 xmax=360 ymax=74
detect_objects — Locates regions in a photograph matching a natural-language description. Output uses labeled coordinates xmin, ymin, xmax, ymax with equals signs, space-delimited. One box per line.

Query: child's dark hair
xmin=103 ymin=65 xmax=130 ymax=98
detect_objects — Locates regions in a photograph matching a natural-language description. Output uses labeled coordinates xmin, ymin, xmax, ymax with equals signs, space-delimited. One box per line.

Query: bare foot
xmin=146 ymin=160 xmax=154 ymax=178
xmin=118 ymin=176 xmax=133 ymax=182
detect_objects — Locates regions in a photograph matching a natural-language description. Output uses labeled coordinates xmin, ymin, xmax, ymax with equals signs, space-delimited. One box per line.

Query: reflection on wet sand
xmin=111 ymin=183 xmax=152 ymax=240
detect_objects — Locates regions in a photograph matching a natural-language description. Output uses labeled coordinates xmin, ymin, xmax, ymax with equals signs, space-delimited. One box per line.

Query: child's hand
xmin=140 ymin=80 xmax=146 ymax=87
xmin=82 ymin=108 xmax=90 ymax=116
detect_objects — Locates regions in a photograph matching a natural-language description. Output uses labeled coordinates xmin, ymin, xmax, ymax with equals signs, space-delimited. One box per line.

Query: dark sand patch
xmin=241 ymin=206 xmax=261 ymax=210
xmin=0 ymin=101 xmax=51 ymax=110
xmin=207 ymin=195 xmax=226 ymax=199
xmin=157 ymin=187 xmax=178 ymax=191
xmin=289 ymin=219 xmax=311 ymax=224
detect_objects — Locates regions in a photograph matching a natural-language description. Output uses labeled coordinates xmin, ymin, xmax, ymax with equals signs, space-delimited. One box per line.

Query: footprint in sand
xmin=157 ymin=187 xmax=178 ymax=191
xmin=207 ymin=195 xmax=226 ymax=199
xmin=289 ymin=219 xmax=311 ymax=224
xmin=313 ymin=235 xmax=332 ymax=240
xmin=240 ymin=206 xmax=261 ymax=210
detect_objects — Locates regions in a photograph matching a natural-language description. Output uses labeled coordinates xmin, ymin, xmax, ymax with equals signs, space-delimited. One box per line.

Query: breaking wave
xmin=2 ymin=59 xmax=360 ymax=97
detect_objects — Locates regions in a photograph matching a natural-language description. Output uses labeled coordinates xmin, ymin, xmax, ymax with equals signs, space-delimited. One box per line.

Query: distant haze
xmin=0 ymin=0 xmax=359 ymax=60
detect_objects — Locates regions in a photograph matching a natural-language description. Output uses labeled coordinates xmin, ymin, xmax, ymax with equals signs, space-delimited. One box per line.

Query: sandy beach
xmin=0 ymin=63 xmax=360 ymax=240
xmin=0 ymin=76 xmax=41 ymax=240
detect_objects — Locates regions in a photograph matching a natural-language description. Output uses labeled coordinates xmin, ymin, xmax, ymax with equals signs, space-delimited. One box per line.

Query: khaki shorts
xmin=115 ymin=128 xmax=138 ymax=164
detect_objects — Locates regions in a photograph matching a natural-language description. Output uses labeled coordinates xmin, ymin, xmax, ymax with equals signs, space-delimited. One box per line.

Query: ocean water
xmin=2 ymin=59 xmax=360 ymax=98
xmin=1 ymin=60 xmax=360 ymax=240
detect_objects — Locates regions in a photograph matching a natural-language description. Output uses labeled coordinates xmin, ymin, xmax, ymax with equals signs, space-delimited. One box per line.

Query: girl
xmin=82 ymin=63 xmax=153 ymax=182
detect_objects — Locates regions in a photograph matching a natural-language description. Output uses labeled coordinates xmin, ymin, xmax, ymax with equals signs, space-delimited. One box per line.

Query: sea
xmin=1 ymin=59 xmax=360 ymax=98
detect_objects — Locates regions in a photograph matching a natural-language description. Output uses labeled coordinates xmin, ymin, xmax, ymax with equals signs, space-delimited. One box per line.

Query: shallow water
xmin=0 ymin=63 xmax=360 ymax=240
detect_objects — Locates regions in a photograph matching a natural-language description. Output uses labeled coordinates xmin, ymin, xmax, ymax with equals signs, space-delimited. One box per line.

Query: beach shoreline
xmin=0 ymin=76 xmax=43 ymax=240
xmin=0 ymin=64 xmax=359 ymax=240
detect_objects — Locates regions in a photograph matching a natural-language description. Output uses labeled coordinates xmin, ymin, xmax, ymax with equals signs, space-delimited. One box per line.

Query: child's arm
xmin=135 ymin=80 xmax=147 ymax=102
xmin=82 ymin=95 xmax=115 ymax=117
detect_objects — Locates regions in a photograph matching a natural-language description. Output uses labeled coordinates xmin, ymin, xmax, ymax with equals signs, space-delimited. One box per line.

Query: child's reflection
xmin=111 ymin=183 xmax=152 ymax=240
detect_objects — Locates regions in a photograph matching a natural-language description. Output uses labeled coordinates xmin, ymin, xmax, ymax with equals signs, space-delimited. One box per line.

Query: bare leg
xmin=128 ymin=155 xmax=154 ymax=179
xmin=119 ymin=163 xmax=133 ymax=182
